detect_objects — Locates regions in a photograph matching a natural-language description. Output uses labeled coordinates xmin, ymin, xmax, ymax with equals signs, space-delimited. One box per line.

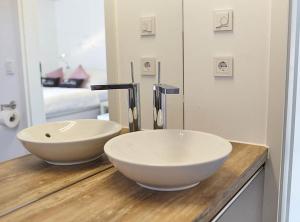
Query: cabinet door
xmin=215 ymin=169 xmax=265 ymax=222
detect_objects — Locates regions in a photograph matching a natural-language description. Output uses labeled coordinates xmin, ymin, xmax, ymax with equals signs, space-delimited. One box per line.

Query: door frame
xmin=17 ymin=0 xmax=46 ymax=126
xmin=278 ymin=0 xmax=300 ymax=220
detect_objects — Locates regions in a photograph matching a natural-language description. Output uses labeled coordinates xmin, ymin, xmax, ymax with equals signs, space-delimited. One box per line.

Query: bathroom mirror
xmin=22 ymin=0 xmax=109 ymax=124
xmin=21 ymin=0 xmax=184 ymax=130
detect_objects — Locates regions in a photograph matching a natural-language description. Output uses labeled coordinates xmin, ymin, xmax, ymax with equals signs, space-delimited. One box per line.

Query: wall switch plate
xmin=141 ymin=57 xmax=156 ymax=76
xmin=5 ymin=60 xmax=16 ymax=76
xmin=214 ymin=56 xmax=233 ymax=77
xmin=140 ymin=16 xmax=156 ymax=36
xmin=214 ymin=9 xmax=233 ymax=32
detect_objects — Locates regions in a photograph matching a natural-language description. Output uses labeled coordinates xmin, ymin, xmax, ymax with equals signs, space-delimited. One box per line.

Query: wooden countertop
xmin=0 ymin=142 xmax=267 ymax=222
xmin=0 ymin=154 xmax=112 ymax=217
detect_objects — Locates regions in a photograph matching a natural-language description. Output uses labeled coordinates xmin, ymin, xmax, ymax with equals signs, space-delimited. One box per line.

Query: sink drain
xmin=45 ymin=133 xmax=51 ymax=138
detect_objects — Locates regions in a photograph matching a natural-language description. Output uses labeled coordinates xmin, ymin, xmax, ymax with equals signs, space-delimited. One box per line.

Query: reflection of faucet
xmin=153 ymin=62 xmax=179 ymax=129
xmin=91 ymin=62 xmax=141 ymax=132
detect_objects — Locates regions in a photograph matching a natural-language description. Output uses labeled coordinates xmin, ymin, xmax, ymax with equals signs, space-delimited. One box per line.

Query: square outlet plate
xmin=141 ymin=57 xmax=156 ymax=76
xmin=214 ymin=56 xmax=233 ymax=77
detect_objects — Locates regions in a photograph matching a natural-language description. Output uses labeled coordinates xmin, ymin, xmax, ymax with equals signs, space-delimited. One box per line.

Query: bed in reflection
xmin=42 ymin=68 xmax=108 ymax=122
xmin=43 ymin=87 xmax=107 ymax=122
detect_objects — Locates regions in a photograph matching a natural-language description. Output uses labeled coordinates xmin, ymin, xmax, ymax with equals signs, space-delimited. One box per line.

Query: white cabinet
xmin=214 ymin=168 xmax=265 ymax=222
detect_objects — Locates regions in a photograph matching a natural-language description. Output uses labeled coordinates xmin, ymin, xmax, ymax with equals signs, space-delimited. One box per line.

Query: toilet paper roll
xmin=0 ymin=110 xmax=20 ymax=128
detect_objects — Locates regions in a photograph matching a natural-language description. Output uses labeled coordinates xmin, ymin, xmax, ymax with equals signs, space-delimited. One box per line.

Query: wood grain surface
xmin=0 ymin=143 xmax=267 ymax=222
xmin=0 ymin=128 xmax=129 ymax=217
xmin=0 ymin=154 xmax=112 ymax=217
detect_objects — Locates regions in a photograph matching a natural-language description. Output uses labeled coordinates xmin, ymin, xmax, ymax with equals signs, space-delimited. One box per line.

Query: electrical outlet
xmin=141 ymin=57 xmax=156 ymax=76
xmin=214 ymin=56 xmax=233 ymax=77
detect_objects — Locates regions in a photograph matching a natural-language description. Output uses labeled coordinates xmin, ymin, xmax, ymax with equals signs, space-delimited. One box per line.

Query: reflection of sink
xmin=17 ymin=119 xmax=122 ymax=165
xmin=105 ymin=130 xmax=232 ymax=191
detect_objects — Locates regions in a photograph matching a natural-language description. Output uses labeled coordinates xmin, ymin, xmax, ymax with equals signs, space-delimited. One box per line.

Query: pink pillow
xmin=46 ymin=67 xmax=64 ymax=79
xmin=69 ymin=65 xmax=90 ymax=80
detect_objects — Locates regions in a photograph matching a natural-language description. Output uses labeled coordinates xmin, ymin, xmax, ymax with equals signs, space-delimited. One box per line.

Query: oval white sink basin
xmin=18 ymin=119 xmax=122 ymax=165
xmin=105 ymin=130 xmax=232 ymax=191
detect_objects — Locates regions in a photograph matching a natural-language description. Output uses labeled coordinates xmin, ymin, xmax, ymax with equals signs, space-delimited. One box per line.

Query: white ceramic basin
xmin=17 ymin=119 xmax=122 ymax=165
xmin=105 ymin=130 xmax=232 ymax=191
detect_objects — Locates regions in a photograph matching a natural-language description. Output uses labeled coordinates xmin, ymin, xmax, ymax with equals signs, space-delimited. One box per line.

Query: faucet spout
xmin=91 ymin=83 xmax=141 ymax=132
xmin=91 ymin=84 xmax=135 ymax=91
xmin=155 ymin=84 xmax=180 ymax=94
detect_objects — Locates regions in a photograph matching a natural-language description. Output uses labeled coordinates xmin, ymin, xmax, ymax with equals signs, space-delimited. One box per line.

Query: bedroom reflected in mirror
xmin=37 ymin=0 xmax=108 ymax=122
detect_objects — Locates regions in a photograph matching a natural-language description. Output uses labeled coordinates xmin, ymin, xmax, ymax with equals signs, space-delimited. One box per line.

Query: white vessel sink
xmin=18 ymin=119 xmax=122 ymax=165
xmin=104 ymin=130 xmax=232 ymax=191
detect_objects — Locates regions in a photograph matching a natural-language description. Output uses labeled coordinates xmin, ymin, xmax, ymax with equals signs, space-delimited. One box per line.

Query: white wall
xmin=36 ymin=0 xmax=107 ymax=74
xmin=184 ymin=0 xmax=270 ymax=144
xmin=113 ymin=0 xmax=183 ymax=129
xmin=36 ymin=0 xmax=59 ymax=73
xmin=0 ymin=0 xmax=29 ymax=162
xmin=54 ymin=0 xmax=107 ymax=72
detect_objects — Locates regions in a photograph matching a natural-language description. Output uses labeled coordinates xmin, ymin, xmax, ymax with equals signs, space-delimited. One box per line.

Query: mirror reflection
xmin=37 ymin=0 xmax=109 ymax=122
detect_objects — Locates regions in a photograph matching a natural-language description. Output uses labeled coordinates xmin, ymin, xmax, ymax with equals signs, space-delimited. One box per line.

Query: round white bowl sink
xmin=105 ymin=130 xmax=232 ymax=191
xmin=18 ymin=119 xmax=122 ymax=165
